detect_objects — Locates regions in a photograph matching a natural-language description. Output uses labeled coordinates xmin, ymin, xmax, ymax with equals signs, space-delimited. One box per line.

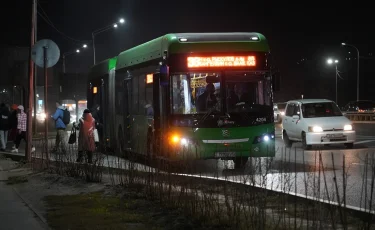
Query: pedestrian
xmin=8 ymin=104 xmax=18 ymax=149
xmin=76 ymin=109 xmax=96 ymax=163
xmin=0 ymin=103 xmax=10 ymax=151
xmin=51 ymin=101 xmax=67 ymax=153
xmin=11 ymin=105 xmax=35 ymax=153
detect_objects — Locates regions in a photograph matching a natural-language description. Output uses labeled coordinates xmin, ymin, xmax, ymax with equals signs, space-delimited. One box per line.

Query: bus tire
xmin=234 ymin=157 xmax=248 ymax=169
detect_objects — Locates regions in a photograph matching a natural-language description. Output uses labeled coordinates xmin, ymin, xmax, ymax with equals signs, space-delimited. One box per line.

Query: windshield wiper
xmin=195 ymin=107 xmax=217 ymax=127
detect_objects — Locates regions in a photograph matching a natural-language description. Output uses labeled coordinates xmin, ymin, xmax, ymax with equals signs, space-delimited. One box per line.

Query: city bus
xmin=88 ymin=33 xmax=278 ymax=169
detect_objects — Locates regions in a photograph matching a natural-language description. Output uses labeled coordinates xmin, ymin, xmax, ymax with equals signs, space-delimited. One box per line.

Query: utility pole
xmin=26 ymin=0 xmax=37 ymax=162
xmin=33 ymin=0 xmax=37 ymax=135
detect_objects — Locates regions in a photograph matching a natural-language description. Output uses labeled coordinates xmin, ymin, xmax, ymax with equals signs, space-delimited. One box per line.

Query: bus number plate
xmin=215 ymin=152 xmax=236 ymax=158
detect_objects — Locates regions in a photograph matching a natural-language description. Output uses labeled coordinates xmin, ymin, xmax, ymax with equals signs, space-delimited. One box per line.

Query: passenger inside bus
xmin=196 ymin=83 xmax=217 ymax=112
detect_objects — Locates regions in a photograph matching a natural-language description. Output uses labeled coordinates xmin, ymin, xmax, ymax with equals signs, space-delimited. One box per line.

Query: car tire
xmin=283 ymin=131 xmax=293 ymax=148
xmin=345 ymin=143 xmax=354 ymax=149
xmin=302 ymin=132 xmax=312 ymax=150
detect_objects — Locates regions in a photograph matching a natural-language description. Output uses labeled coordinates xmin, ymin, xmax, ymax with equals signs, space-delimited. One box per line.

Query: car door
xmin=290 ymin=103 xmax=302 ymax=140
xmin=282 ymin=103 xmax=295 ymax=138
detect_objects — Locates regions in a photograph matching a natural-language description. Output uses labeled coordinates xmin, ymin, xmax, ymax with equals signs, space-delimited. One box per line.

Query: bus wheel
xmin=234 ymin=157 xmax=248 ymax=169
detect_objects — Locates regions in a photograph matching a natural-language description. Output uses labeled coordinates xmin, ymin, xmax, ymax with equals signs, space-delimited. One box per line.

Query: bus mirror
xmin=272 ymin=72 xmax=281 ymax=92
xmin=206 ymin=75 xmax=220 ymax=83
xmin=160 ymin=64 xmax=169 ymax=86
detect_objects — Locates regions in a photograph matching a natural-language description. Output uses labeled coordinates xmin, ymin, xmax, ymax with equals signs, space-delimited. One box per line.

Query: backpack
xmin=62 ymin=109 xmax=70 ymax=125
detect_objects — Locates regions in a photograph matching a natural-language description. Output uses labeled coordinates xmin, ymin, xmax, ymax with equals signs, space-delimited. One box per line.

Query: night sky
xmin=3 ymin=1 xmax=375 ymax=103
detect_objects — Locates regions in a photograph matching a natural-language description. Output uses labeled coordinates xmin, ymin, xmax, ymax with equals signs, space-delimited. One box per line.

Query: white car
xmin=282 ymin=99 xmax=356 ymax=149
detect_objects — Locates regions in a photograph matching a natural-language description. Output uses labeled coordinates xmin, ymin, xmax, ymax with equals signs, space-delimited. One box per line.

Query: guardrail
xmin=343 ymin=112 xmax=375 ymax=122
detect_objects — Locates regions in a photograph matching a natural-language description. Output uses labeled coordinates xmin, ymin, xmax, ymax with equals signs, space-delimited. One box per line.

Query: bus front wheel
xmin=234 ymin=157 xmax=248 ymax=169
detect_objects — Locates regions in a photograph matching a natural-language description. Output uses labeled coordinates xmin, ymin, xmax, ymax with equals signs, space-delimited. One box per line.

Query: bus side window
xmin=132 ymin=75 xmax=139 ymax=114
xmin=145 ymin=77 xmax=153 ymax=116
xmin=138 ymin=74 xmax=145 ymax=114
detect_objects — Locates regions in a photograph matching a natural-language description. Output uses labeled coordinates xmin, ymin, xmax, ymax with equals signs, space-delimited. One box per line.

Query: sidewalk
xmin=0 ymin=158 xmax=48 ymax=230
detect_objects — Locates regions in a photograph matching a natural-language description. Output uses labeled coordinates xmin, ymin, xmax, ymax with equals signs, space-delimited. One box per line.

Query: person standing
xmin=0 ymin=103 xmax=10 ymax=151
xmin=51 ymin=101 xmax=67 ymax=153
xmin=11 ymin=105 xmax=35 ymax=153
xmin=76 ymin=109 xmax=96 ymax=163
xmin=8 ymin=104 xmax=18 ymax=149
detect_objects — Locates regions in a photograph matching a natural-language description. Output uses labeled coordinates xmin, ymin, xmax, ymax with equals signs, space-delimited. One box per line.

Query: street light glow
xmin=335 ymin=60 xmax=338 ymax=63
xmin=327 ymin=59 xmax=333 ymax=64
xmin=119 ymin=18 xmax=125 ymax=23
xmin=113 ymin=23 xmax=118 ymax=28
xmin=341 ymin=43 xmax=346 ymax=46
xmin=83 ymin=44 xmax=87 ymax=48
xmin=76 ymin=49 xmax=80 ymax=53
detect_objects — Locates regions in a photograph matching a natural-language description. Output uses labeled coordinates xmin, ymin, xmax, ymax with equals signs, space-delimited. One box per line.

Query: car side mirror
xmin=292 ymin=115 xmax=300 ymax=119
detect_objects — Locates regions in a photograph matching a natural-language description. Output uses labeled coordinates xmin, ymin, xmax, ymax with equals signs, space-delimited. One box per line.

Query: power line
xmin=37 ymin=2 xmax=87 ymax=44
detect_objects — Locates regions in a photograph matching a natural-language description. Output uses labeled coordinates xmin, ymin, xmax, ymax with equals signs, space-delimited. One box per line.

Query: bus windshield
xmin=171 ymin=72 xmax=221 ymax=114
xmin=225 ymin=73 xmax=272 ymax=113
xmin=171 ymin=72 xmax=272 ymax=115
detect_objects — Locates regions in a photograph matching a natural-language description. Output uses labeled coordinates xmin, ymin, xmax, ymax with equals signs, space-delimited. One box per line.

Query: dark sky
xmin=3 ymin=1 xmax=374 ymax=75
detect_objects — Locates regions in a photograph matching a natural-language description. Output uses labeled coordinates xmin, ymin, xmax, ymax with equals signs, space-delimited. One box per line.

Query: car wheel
xmin=283 ymin=131 xmax=293 ymax=148
xmin=345 ymin=143 xmax=354 ymax=149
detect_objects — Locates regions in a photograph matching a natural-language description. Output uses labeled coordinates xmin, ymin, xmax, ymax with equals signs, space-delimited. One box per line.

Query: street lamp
xmin=62 ymin=45 xmax=88 ymax=73
xmin=92 ymin=18 xmax=125 ymax=65
xmin=327 ymin=58 xmax=340 ymax=104
xmin=341 ymin=42 xmax=360 ymax=101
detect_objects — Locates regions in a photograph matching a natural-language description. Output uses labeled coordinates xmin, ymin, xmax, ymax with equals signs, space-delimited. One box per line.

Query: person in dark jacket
xmin=0 ymin=103 xmax=10 ymax=151
xmin=8 ymin=104 xmax=18 ymax=149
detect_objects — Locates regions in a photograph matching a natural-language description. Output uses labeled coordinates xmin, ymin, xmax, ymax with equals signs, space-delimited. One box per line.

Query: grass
xmin=7 ymin=176 xmax=28 ymax=185
xmin=44 ymin=190 xmax=201 ymax=230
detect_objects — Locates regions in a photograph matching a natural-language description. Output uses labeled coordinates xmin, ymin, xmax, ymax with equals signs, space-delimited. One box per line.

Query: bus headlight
xmin=344 ymin=125 xmax=352 ymax=131
xmin=253 ymin=133 xmax=275 ymax=144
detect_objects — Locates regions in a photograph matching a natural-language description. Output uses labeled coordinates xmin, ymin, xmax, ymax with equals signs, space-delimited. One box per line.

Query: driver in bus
xmin=196 ymin=83 xmax=217 ymax=112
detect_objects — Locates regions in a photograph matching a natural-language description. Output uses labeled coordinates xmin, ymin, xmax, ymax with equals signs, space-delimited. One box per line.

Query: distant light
xmin=76 ymin=49 xmax=80 ymax=53
xmin=251 ymin=36 xmax=259 ymax=41
xmin=179 ymin=38 xmax=187 ymax=42
xmin=334 ymin=60 xmax=339 ymax=63
xmin=113 ymin=23 xmax=118 ymax=28
xmin=119 ymin=18 xmax=125 ymax=23
xmin=341 ymin=43 xmax=346 ymax=46
xmin=36 ymin=94 xmax=39 ymax=97
xmin=83 ymin=44 xmax=87 ymax=48
xmin=327 ymin=59 xmax=333 ymax=64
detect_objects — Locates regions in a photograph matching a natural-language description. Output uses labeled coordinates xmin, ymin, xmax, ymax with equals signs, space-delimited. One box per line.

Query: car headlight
xmin=308 ymin=126 xmax=323 ymax=132
xmin=344 ymin=125 xmax=352 ymax=131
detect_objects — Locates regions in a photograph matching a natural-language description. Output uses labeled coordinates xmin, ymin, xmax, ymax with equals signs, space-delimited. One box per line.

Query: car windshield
xmin=356 ymin=101 xmax=375 ymax=109
xmin=278 ymin=103 xmax=286 ymax=110
xmin=302 ymin=102 xmax=342 ymax=118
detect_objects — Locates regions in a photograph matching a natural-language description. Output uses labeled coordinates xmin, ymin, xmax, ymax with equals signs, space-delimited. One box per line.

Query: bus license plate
xmin=215 ymin=152 xmax=236 ymax=158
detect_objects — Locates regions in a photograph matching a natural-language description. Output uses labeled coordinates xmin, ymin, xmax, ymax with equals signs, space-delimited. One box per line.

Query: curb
xmin=12 ymin=186 xmax=51 ymax=230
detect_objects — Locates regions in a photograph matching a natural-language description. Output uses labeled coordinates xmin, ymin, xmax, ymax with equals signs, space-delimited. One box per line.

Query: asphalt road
xmin=182 ymin=123 xmax=375 ymax=211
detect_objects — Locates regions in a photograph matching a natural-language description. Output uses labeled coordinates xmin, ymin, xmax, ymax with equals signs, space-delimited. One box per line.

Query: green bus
xmin=88 ymin=32 xmax=278 ymax=169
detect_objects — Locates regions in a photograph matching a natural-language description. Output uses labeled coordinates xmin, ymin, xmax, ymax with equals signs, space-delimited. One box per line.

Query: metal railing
xmin=343 ymin=112 xmax=375 ymax=122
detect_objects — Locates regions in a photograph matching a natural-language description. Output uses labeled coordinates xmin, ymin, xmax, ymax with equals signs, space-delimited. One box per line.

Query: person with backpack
xmin=51 ymin=101 xmax=69 ymax=153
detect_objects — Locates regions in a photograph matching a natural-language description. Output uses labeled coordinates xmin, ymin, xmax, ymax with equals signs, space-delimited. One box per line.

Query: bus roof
xmin=88 ymin=57 xmax=117 ymax=80
xmin=116 ymin=32 xmax=269 ymax=70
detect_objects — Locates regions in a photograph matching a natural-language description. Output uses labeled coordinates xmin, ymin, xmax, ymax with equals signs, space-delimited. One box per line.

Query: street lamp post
xmin=62 ymin=44 xmax=87 ymax=73
xmin=327 ymin=58 xmax=339 ymax=104
xmin=92 ymin=18 xmax=125 ymax=65
xmin=341 ymin=43 xmax=360 ymax=101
